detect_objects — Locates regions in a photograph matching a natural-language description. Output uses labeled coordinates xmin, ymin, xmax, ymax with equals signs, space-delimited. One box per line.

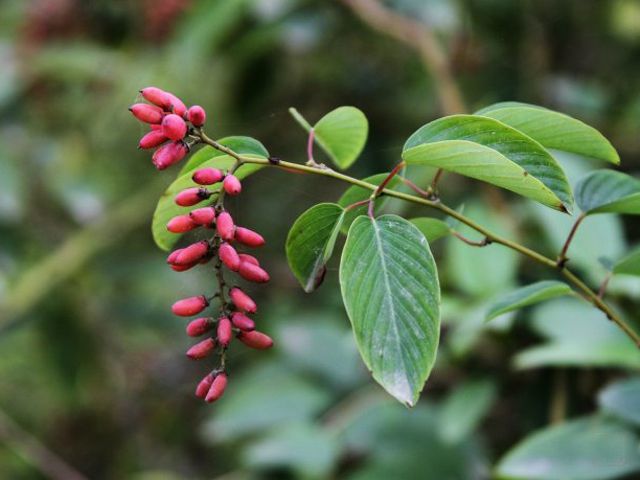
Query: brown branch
xmin=341 ymin=0 xmax=465 ymax=115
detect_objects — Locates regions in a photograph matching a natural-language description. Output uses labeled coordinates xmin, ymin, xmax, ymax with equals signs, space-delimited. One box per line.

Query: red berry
xmin=175 ymin=240 xmax=209 ymax=265
xmin=166 ymin=93 xmax=187 ymax=117
xmin=238 ymin=253 xmax=259 ymax=266
xmin=234 ymin=227 xmax=265 ymax=248
xmin=186 ymin=317 xmax=214 ymax=337
xmin=162 ymin=113 xmax=187 ymax=141
xmin=205 ymin=373 xmax=227 ymax=403
xmin=152 ymin=141 xmax=188 ymax=170
xmin=189 ymin=207 xmax=216 ymax=226
xmin=140 ymin=87 xmax=172 ymax=109
xmin=175 ymin=187 xmax=211 ymax=206
xmin=195 ymin=373 xmax=214 ymax=399
xmin=238 ymin=330 xmax=273 ymax=349
xmin=231 ymin=312 xmax=255 ymax=331
xmin=187 ymin=105 xmax=206 ymax=127
xmin=216 ymin=211 xmax=235 ymax=241
xmin=192 ymin=168 xmax=224 ymax=185
xmin=139 ymin=130 xmax=167 ymax=149
xmin=219 ymin=243 xmax=240 ymax=271
xmin=167 ymin=214 xmax=197 ymax=233
xmin=170 ymin=262 xmax=198 ymax=272
xmin=238 ymin=262 xmax=270 ymax=283
xmin=217 ymin=317 xmax=232 ymax=347
xmin=229 ymin=287 xmax=257 ymax=313
xmin=186 ymin=337 xmax=216 ymax=359
xmin=129 ymin=103 xmax=164 ymax=124
xmin=223 ymin=175 xmax=242 ymax=196
xmin=172 ymin=295 xmax=209 ymax=316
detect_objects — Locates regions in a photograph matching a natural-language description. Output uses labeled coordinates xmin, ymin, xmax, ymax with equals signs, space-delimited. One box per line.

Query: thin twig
xmin=557 ymin=212 xmax=587 ymax=267
xmin=598 ymin=272 xmax=613 ymax=299
xmin=451 ymin=230 xmax=491 ymax=247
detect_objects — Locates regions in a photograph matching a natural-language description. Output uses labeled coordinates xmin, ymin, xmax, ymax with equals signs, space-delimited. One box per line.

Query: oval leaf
xmin=404 ymin=115 xmax=573 ymax=211
xmin=403 ymin=140 xmax=566 ymax=211
xmin=314 ymin=106 xmax=368 ymax=170
xmin=575 ymin=170 xmax=640 ymax=215
xmin=476 ymin=102 xmax=620 ymax=164
xmin=613 ymin=246 xmax=640 ymax=277
xmin=178 ymin=136 xmax=269 ymax=176
xmin=485 ymin=280 xmax=573 ymax=321
xmin=409 ymin=217 xmax=451 ymax=243
xmin=496 ymin=416 xmax=640 ymax=480
xmin=339 ymin=214 xmax=440 ymax=406
xmin=286 ymin=203 xmax=345 ymax=293
xmin=598 ymin=377 xmax=640 ymax=427
xmin=337 ymin=173 xmax=401 ymax=233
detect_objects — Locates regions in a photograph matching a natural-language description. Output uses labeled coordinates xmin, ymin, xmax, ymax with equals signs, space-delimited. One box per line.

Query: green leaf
xmin=409 ymin=217 xmax=451 ymax=243
xmin=485 ymin=281 xmax=573 ymax=321
xmin=613 ymin=246 xmax=640 ymax=276
xmin=152 ymin=137 xmax=268 ymax=251
xmin=337 ymin=173 xmax=401 ymax=233
xmin=495 ymin=416 xmax=640 ymax=480
xmin=403 ymin=114 xmax=573 ymax=211
xmin=178 ymin=136 xmax=269 ymax=176
xmin=313 ymin=106 xmax=368 ymax=169
xmin=515 ymin=299 xmax=640 ymax=370
xmin=575 ymin=170 xmax=640 ymax=215
xmin=476 ymin=102 xmax=620 ymax=164
xmin=403 ymin=143 xmax=567 ymax=212
xmin=285 ymin=203 xmax=345 ymax=292
xmin=598 ymin=377 xmax=640 ymax=427
xmin=339 ymin=215 xmax=440 ymax=406
xmin=243 ymin=423 xmax=339 ymax=478
xmin=437 ymin=379 xmax=496 ymax=444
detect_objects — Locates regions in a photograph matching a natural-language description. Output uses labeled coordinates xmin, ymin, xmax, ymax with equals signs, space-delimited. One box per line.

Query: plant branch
xmin=196 ymin=131 xmax=640 ymax=347
xmin=557 ymin=212 xmax=587 ymax=267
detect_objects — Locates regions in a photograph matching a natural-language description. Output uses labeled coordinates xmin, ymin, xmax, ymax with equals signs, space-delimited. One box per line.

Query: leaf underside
xmin=575 ymin=169 xmax=640 ymax=215
xmin=485 ymin=280 xmax=573 ymax=321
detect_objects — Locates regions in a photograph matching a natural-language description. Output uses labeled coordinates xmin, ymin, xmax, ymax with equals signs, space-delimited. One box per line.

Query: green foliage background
xmin=0 ymin=0 xmax=639 ymax=478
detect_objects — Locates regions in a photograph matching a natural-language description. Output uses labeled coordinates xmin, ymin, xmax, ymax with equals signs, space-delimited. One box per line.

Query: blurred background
xmin=1 ymin=0 xmax=640 ymax=478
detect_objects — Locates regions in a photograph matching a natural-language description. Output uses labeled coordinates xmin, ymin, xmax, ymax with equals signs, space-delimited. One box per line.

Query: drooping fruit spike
xmin=205 ymin=373 xmax=227 ymax=403
xmin=219 ymin=243 xmax=240 ymax=271
xmin=167 ymin=214 xmax=197 ymax=233
xmin=238 ymin=330 xmax=273 ymax=349
xmin=172 ymin=295 xmax=209 ymax=316
xmin=223 ymin=175 xmax=242 ymax=196
xmin=187 ymin=105 xmax=207 ymax=127
xmin=217 ymin=317 xmax=232 ymax=347
xmin=175 ymin=187 xmax=211 ymax=206
xmin=195 ymin=372 xmax=215 ymax=399
xmin=216 ymin=211 xmax=235 ymax=241
xmin=229 ymin=287 xmax=257 ymax=313
xmin=238 ymin=262 xmax=270 ymax=283
xmin=231 ymin=312 xmax=255 ymax=331
xmin=192 ymin=168 xmax=224 ymax=185
xmin=238 ymin=253 xmax=259 ymax=266
xmin=186 ymin=317 xmax=214 ymax=337
xmin=166 ymin=93 xmax=187 ymax=117
xmin=161 ymin=113 xmax=187 ymax=141
xmin=140 ymin=86 xmax=172 ymax=109
xmin=152 ymin=141 xmax=188 ymax=170
xmin=189 ymin=207 xmax=216 ymax=226
xmin=175 ymin=240 xmax=209 ymax=265
xmin=129 ymin=103 xmax=164 ymax=124
xmin=139 ymin=130 xmax=167 ymax=149
xmin=186 ymin=337 xmax=216 ymax=359
xmin=234 ymin=227 xmax=265 ymax=248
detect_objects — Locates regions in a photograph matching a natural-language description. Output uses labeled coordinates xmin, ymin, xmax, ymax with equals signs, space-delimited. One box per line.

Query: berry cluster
xmin=130 ymin=87 xmax=273 ymax=403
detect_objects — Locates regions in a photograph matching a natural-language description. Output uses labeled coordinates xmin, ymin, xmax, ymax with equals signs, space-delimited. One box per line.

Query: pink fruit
xmin=172 ymin=295 xmax=209 ymax=316
xmin=186 ymin=317 xmax=213 ymax=337
xmin=189 ymin=207 xmax=216 ymax=225
xmin=167 ymin=214 xmax=197 ymax=233
xmin=217 ymin=317 xmax=232 ymax=347
xmin=229 ymin=287 xmax=257 ymax=313
xmin=223 ymin=175 xmax=242 ymax=196
xmin=195 ymin=373 xmax=214 ymax=398
xmin=192 ymin=168 xmax=224 ymax=185
xmin=166 ymin=93 xmax=187 ymax=117
xmin=152 ymin=141 xmax=188 ymax=170
xmin=187 ymin=105 xmax=206 ymax=127
xmin=219 ymin=243 xmax=240 ymax=271
xmin=234 ymin=227 xmax=265 ymax=248
xmin=238 ymin=330 xmax=273 ymax=350
xmin=139 ymin=129 xmax=167 ymax=149
xmin=170 ymin=262 xmax=198 ymax=272
xmin=216 ymin=211 xmax=235 ymax=241
xmin=140 ymin=87 xmax=172 ymax=109
xmin=175 ymin=240 xmax=209 ymax=265
xmin=238 ymin=262 xmax=270 ymax=283
xmin=231 ymin=312 xmax=255 ymax=331
xmin=238 ymin=253 xmax=259 ymax=266
xmin=175 ymin=187 xmax=211 ymax=206
xmin=186 ymin=337 xmax=216 ymax=359
xmin=129 ymin=103 xmax=164 ymax=124
xmin=161 ymin=113 xmax=187 ymax=141
xmin=205 ymin=373 xmax=227 ymax=402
